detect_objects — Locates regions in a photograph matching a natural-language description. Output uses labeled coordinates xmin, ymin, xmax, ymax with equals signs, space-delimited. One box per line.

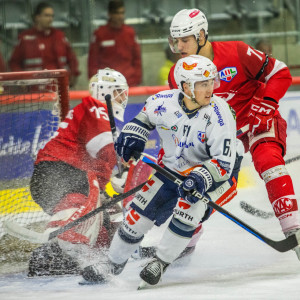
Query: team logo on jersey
xmin=171 ymin=125 xmax=178 ymax=132
xmin=183 ymin=62 xmax=197 ymax=70
xmin=197 ymin=131 xmax=206 ymax=143
xmin=154 ymin=103 xmax=167 ymax=116
xmin=174 ymin=111 xmax=182 ymax=118
xmin=219 ymin=67 xmax=237 ymax=82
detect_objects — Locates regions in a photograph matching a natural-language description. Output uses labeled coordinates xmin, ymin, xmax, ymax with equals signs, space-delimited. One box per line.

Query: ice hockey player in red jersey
xmin=168 ymin=9 xmax=300 ymax=259
xmin=28 ymin=68 xmax=130 ymax=276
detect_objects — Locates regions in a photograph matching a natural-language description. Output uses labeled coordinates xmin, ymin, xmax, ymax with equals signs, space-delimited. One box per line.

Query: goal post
xmin=0 ymin=69 xmax=69 ymax=255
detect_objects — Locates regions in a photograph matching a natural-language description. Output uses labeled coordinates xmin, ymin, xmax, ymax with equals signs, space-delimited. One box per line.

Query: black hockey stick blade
xmin=139 ymin=155 xmax=300 ymax=253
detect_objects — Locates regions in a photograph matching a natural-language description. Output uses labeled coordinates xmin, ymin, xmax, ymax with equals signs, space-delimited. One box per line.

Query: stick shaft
xmin=49 ymin=181 xmax=146 ymax=240
xmin=140 ymin=155 xmax=299 ymax=252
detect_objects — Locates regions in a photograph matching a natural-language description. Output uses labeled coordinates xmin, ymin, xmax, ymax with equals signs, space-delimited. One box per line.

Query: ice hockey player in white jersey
xmin=81 ymin=55 xmax=244 ymax=286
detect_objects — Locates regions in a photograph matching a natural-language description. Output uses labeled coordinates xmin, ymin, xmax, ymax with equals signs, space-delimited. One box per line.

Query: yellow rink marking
xmin=237 ymin=166 xmax=256 ymax=189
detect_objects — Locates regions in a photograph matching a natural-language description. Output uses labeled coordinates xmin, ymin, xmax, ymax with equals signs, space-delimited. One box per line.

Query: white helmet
xmin=169 ymin=9 xmax=208 ymax=53
xmin=89 ymin=68 xmax=129 ymax=121
xmin=174 ymin=55 xmax=220 ymax=99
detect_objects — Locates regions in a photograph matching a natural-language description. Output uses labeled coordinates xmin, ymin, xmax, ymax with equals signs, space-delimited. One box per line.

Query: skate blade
xmin=137 ymin=279 xmax=148 ymax=290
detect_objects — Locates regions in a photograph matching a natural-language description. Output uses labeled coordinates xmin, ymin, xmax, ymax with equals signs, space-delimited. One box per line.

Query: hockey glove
xmin=110 ymin=169 xmax=129 ymax=193
xmin=177 ymin=167 xmax=213 ymax=204
xmin=115 ymin=119 xmax=150 ymax=162
xmin=248 ymin=97 xmax=278 ymax=135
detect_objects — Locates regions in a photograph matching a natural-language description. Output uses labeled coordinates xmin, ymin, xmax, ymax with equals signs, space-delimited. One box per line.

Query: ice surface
xmin=1 ymin=154 xmax=300 ymax=300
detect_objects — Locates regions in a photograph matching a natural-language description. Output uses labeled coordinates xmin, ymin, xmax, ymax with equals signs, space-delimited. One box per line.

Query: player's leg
xmin=250 ymin=115 xmax=300 ymax=259
xmin=140 ymin=198 xmax=209 ymax=285
xmin=82 ymin=172 xmax=179 ymax=283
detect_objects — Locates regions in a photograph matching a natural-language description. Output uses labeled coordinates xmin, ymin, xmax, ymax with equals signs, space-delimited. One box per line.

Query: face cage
xmin=113 ymin=88 xmax=128 ymax=109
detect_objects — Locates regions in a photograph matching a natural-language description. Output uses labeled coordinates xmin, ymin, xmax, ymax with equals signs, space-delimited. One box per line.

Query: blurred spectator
xmin=255 ymin=39 xmax=273 ymax=57
xmin=9 ymin=1 xmax=80 ymax=87
xmin=88 ymin=0 xmax=142 ymax=86
xmin=158 ymin=47 xmax=180 ymax=85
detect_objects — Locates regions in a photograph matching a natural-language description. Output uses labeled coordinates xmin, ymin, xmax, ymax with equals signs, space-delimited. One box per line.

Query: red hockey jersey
xmin=36 ymin=96 xmax=116 ymax=189
xmin=9 ymin=27 xmax=80 ymax=79
xmin=88 ymin=24 xmax=142 ymax=86
xmin=168 ymin=41 xmax=292 ymax=131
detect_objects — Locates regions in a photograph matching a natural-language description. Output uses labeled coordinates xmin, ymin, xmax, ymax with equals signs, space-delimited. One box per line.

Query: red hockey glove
xmin=248 ymin=97 xmax=279 ymax=135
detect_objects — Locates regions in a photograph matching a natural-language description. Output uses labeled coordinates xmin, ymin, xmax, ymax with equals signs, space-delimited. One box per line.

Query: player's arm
xmin=238 ymin=42 xmax=292 ymax=134
xmin=115 ymin=100 xmax=155 ymax=162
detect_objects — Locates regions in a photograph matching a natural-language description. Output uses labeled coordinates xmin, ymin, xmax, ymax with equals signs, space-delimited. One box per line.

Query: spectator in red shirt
xmin=88 ymin=0 xmax=142 ymax=86
xmin=9 ymin=2 xmax=80 ymax=87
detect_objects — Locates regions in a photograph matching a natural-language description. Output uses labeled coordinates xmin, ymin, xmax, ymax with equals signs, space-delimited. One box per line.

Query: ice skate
xmin=81 ymin=259 xmax=127 ymax=284
xmin=138 ymin=256 xmax=169 ymax=289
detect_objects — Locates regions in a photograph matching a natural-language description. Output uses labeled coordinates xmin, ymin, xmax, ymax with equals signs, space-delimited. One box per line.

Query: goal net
xmin=0 ymin=70 xmax=69 ymax=270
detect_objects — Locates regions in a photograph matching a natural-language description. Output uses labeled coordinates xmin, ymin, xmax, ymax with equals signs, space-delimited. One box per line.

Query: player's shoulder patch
xmin=219 ymin=66 xmax=238 ymax=82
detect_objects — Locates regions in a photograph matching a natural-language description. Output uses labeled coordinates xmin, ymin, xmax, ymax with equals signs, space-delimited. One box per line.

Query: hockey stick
xmin=239 ymin=155 xmax=300 ymax=219
xmin=139 ymin=154 xmax=300 ymax=253
xmin=105 ymin=94 xmax=123 ymax=175
xmin=3 ymin=181 xmax=147 ymax=244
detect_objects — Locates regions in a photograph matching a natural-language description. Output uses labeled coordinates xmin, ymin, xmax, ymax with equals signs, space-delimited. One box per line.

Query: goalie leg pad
xmin=47 ymin=171 xmax=103 ymax=246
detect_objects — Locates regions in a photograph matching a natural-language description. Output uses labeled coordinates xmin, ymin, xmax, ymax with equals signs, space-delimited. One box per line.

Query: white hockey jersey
xmin=138 ymin=89 xmax=240 ymax=182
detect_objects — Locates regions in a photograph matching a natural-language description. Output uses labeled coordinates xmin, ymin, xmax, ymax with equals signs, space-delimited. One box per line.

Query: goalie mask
xmin=174 ymin=55 xmax=220 ymax=99
xmin=89 ymin=68 xmax=129 ymax=121
xmin=169 ymin=9 xmax=208 ymax=53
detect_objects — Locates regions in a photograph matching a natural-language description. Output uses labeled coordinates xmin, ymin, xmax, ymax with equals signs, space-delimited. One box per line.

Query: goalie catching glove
xmin=115 ymin=118 xmax=150 ymax=162
xmin=248 ymin=97 xmax=279 ymax=135
xmin=177 ymin=166 xmax=213 ymax=204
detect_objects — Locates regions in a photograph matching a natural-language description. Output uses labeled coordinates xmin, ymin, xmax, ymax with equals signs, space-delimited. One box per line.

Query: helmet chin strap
xmin=196 ymin=34 xmax=208 ymax=55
